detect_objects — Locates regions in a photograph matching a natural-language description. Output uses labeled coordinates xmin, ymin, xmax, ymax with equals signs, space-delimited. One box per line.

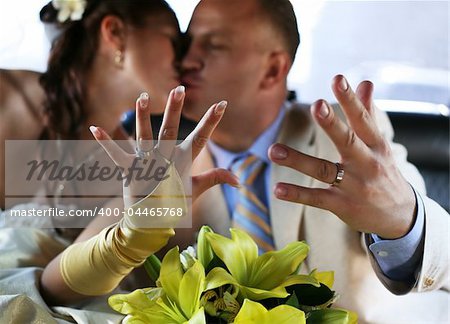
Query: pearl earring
xmin=114 ymin=50 xmax=124 ymax=67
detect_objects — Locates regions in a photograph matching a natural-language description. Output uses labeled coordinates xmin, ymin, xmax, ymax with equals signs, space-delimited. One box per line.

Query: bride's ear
xmin=99 ymin=15 xmax=126 ymax=53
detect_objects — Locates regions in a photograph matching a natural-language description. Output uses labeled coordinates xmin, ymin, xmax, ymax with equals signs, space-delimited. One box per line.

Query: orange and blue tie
xmin=231 ymin=154 xmax=275 ymax=253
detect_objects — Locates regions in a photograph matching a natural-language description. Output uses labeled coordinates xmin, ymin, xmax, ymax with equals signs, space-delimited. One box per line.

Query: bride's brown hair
xmin=39 ymin=0 xmax=179 ymax=139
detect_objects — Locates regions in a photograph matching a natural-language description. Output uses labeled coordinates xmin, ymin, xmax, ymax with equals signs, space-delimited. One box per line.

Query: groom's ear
xmin=99 ymin=15 xmax=127 ymax=52
xmin=260 ymin=51 xmax=291 ymax=90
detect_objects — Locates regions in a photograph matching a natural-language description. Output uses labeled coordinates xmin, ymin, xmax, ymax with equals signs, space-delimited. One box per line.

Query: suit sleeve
xmin=364 ymin=107 xmax=450 ymax=294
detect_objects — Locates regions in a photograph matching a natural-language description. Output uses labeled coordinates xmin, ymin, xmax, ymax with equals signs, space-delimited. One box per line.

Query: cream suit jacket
xmin=187 ymin=102 xmax=450 ymax=324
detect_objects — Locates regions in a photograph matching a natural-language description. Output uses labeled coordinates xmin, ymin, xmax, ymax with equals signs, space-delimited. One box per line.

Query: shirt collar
xmin=208 ymin=103 xmax=286 ymax=169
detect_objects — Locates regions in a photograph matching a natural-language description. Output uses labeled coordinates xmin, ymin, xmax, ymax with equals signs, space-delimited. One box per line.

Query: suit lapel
xmin=270 ymin=104 xmax=316 ymax=249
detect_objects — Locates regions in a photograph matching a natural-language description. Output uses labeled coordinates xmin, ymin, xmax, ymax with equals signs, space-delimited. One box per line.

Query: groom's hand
xmin=269 ymin=75 xmax=416 ymax=239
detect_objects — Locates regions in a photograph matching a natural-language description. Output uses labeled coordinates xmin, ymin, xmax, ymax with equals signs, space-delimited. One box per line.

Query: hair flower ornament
xmin=52 ymin=0 xmax=87 ymax=23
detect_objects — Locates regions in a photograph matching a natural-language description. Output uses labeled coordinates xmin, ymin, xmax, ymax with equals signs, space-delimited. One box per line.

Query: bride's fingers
xmin=192 ymin=168 xmax=239 ymax=201
xmin=158 ymin=86 xmax=185 ymax=158
xmin=185 ymin=101 xmax=227 ymax=159
xmin=135 ymin=92 xmax=153 ymax=153
xmin=89 ymin=126 xmax=130 ymax=168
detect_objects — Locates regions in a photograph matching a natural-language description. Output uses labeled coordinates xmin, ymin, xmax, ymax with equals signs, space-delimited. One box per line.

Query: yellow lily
xmin=204 ymin=228 xmax=320 ymax=301
xmin=109 ymin=247 xmax=206 ymax=324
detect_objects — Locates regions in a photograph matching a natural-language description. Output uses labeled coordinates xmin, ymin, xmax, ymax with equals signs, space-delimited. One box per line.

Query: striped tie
xmin=231 ymin=154 xmax=275 ymax=253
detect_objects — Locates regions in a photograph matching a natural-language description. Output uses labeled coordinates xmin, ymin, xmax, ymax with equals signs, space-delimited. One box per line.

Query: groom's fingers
xmin=331 ymin=75 xmax=383 ymax=149
xmin=273 ymin=182 xmax=337 ymax=211
xmin=269 ymin=143 xmax=343 ymax=185
xmin=355 ymin=80 xmax=375 ymax=117
xmin=310 ymin=100 xmax=370 ymax=161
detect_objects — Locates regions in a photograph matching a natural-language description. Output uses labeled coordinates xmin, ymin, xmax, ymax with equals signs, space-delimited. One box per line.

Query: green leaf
xmin=250 ymin=241 xmax=309 ymax=289
xmin=285 ymin=292 xmax=300 ymax=308
xmin=306 ymin=308 xmax=358 ymax=324
xmin=144 ymin=254 xmax=161 ymax=282
xmin=159 ymin=247 xmax=183 ymax=305
xmin=291 ymin=283 xmax=335 ymax=307
xmin=197 ymin=226 xmax=214 ymax=269
xmin=179 ymin=262 xmax=205 ymax=318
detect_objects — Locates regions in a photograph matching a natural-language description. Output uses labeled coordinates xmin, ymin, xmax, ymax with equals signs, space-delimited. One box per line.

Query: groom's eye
xmin=204 ymin=40 xmax=227 ymax=51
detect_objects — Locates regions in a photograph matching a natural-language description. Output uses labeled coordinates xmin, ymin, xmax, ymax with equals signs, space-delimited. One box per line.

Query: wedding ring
xmin=331 ymin=162 xmax=345 ymax=186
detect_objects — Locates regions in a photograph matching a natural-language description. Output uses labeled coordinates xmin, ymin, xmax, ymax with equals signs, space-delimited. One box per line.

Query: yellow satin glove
xmin=60 ymin=163 xmax=187 ymax=296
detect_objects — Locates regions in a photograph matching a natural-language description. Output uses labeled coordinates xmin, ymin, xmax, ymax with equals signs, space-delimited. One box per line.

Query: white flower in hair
xmin=52 ymin=0 xmax=87 ymax=23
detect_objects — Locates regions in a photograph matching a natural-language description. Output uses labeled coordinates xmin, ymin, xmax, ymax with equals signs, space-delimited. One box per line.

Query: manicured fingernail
xmin=174 ymin=85 xmax=185 ymax=101
xmin=89 ymin=126 xmax=100 ymax=137
xmin=338 ymin=77 xmax=348 ymax=92
xmin=275 ymin=185 xmax=288 ymax=198
xmin=319 ymin=101 xmax=330 ymax=119
xmin=140 ymin=92 xmax=149 ymax=108
xmin=271 ymin=145 xmax=288 ymax=160
xmin=215 ymin=100 xmax=228 ymax=115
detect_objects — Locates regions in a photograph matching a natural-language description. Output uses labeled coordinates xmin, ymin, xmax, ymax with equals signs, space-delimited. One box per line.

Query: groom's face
xmin=181 ymin=0 xmax=271 ymax=121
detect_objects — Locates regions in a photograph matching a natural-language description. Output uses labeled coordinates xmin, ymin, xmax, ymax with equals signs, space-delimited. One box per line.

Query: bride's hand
xmin=89 ymin=86 xmax=238 ymax=207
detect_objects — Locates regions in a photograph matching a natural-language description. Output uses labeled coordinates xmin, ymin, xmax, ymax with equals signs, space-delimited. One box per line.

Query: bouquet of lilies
xmin=108 ymin=226 xmax=357 ymax=323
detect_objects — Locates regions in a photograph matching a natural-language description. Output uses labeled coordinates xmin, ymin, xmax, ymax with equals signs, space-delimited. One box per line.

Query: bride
xmin=0 ymin=0 xmax=237 ymax=321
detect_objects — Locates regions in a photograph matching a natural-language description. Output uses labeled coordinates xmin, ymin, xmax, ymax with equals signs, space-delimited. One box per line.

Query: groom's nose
xmin=180 ymin=37 xmax=204 ymax=75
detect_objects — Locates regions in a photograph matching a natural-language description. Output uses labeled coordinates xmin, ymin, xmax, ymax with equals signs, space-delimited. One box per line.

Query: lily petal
xmin=313 ymin=271 xmax=335 ymax=289
xmin=197 ymin=226 xmax=214 ymax=269
xmin=239 ymin=285 xmax=289 ymax=300
xmin=306 ymin=308 xmax=358 ymax=324
xmin=280 ymin=274 xmax=321 ymax=289
xmin=187 ymin=307 xmax=206 ymax=324
xmin=250 ymin=241 xmax=309 ymax=289
xmin=205 ymin=232 xmax=248 ymax=282
xmin=159 ymin=247 xmax=183 ymax=305
xmin=108 ymin=288 xmax=156 ymax=315
xmin=205 ymin=267 xmax=239 ymax=291
xmin=179 ymin=262 xmax=205 ymax=318
xmin=230 ymin=228 xmax=258 ymax=266
xmin=234 ymin=299 xmax=306 ymax=324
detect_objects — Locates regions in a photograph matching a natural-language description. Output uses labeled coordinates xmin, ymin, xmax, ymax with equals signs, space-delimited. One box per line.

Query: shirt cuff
xmin=368 ymin=187 xmax=425 ymax=281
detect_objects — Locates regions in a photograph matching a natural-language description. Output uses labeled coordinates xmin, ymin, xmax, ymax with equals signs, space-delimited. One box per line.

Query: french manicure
xmin=215 ymin=100 xmax=228 ymax=115
xmin=174 ymin=85 xmax=185 ymax=101
xmin=139 ymin=92 xmax=149 ymax=109
xmin=89 ymin=126 xmax=100 ymax=137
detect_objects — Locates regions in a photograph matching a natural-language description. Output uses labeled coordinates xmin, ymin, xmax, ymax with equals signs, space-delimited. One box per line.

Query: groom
xmin=177 ymin=0 xmax=450 ymax=322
